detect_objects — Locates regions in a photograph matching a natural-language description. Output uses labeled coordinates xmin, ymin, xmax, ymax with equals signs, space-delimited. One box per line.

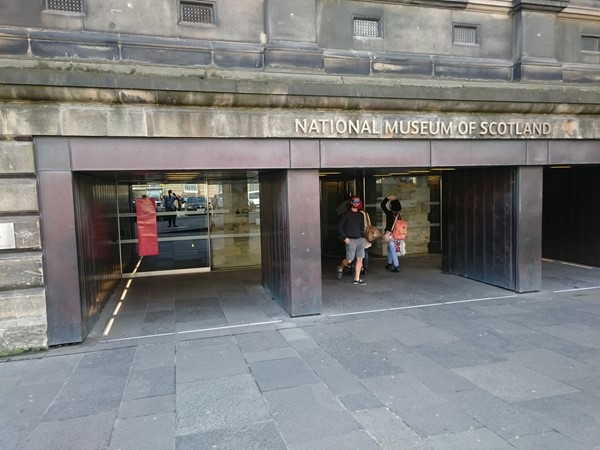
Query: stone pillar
xmin=512 ymin=0 xmax=569 ymax=81
xmin=0 ymin=140 xmax=47 ymax=355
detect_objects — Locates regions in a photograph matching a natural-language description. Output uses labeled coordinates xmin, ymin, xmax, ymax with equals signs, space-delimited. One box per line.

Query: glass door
xmin=119 ymin=182 xmax=211 ymax=276
xmin=117 ymin=172 xmax=262 ymax=276
xmin=207 ymin=177 xmax=261 ymax=270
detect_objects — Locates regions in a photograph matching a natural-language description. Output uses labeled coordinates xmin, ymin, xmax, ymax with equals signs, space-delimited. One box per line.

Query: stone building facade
xmin=0 ymin=0 xmax=599 ymax=354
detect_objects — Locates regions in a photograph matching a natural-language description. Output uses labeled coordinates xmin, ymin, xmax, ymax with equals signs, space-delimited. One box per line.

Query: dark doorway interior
xmin=543 ymin=166 xmax=600 ymax=267
xmin=319 ymin=170 xmax=443 ymax=266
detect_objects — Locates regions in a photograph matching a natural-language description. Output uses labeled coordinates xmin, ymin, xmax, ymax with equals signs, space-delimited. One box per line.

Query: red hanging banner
xmin=136 ymin=197 xmax=158 ymax=256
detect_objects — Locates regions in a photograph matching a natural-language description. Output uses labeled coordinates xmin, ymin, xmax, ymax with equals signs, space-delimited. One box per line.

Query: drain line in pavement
xmin=553 ymin=286 xmax=600 ymax=293
xmin=100 ymin=319 xmax=283 ymax=343
xmin=328 ymin=294 xmax=519 ymax=318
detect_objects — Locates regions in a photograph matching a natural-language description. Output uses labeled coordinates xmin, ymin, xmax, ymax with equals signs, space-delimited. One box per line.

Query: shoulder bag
xmin=362 ymin=211 xmax=383 ymax=243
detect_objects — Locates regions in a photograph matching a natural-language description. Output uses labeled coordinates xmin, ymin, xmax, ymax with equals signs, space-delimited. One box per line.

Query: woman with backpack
xmin=381 ymin=195 xmax=402 ymax=272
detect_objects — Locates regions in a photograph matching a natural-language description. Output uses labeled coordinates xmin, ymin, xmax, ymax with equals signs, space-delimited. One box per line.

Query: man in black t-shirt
xmin=336 ymin=196 xmax=367 ymax=285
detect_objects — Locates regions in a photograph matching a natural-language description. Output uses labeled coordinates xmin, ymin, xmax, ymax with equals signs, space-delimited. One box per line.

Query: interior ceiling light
xmin=434 ymin=167 xmax=456 ymax=171
xmin=319 ymin=171 xmax=342 ymax=176
xmin=549 ymin=166 xmax=572 ymax=169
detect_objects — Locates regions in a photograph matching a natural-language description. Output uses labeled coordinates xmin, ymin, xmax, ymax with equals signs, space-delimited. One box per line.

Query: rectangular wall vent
xmin=581 ymin=35 xmax=599 ymax=52
xmin=46 ymin=0 xmax=83 ymax=13
xmin=180 ymin=1 xmax=214 ymax=24
xmin=453 ymin=24 xmax=478 ymax=45
xmin=353 ymin=18 xmax=381 ymax=38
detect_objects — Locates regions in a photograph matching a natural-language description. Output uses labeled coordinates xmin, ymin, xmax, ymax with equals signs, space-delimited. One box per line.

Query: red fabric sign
xmin=136 ymin=197 xmax=158 ymax=256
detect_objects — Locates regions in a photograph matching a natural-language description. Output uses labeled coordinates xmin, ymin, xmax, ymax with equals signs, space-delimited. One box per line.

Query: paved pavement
xmin=2 ymin=255 xmax=600 ymax=449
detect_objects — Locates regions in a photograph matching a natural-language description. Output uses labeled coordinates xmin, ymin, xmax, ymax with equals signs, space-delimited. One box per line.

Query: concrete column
xmin=515 ymin=166 xmax=543 ymax=292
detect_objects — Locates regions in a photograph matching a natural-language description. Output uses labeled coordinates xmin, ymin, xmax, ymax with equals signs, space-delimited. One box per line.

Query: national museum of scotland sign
xmin=292 ymin=116 xmax=587 ymax=139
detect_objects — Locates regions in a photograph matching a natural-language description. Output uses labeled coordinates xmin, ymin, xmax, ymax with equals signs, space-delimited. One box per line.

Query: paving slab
xmin=123 ymin=365 xmax=175 ymax=400
xmin=235 ymin=329 xmax=290 ymax=352
xmin=263 ymin=383 xmax=362 ymax=447
xmin=175 ymin=342 xmax=248 ymax=383
xmin=424 ymin=427 xmax=516 ymax=450
xmin=361 ymin=373 xmax=446 ymax=412
xmin=442 ymin=387 xmax=552 ymax=440
xmin=507 ymin=430 xmax=591 ymax=450
xmin=249 ymin=357 xmax=320 ymax=391
xmin=506 ymin=348 xmax=600 ymax=381
xmin=118 ymin=393 xmax=175 ymax=420
xmin=24 ymin=411 xmax=116 ymax=450
xmin=352 ymin=407 xmax=432 ymax=450
xmin=175 ymin=420 xmax=286 ymax=450
xmin=176 ymin=373 xmax=269 ymax=436
xmin=42 ymin=393 xmax=121 ymax=421
xmin=312 ymin=362 xmax=369 ymax=396
xmin=108 ymin=412 xmax=175 ymax=450
xmin=453 ymin=360 xmax=579 ymax=402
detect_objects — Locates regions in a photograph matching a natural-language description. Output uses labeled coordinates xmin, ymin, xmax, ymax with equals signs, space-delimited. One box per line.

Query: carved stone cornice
xmin=512 ymin=0 xmax=570 ymax=12
xmin=0 ymin=59 xmax=598 ymax=115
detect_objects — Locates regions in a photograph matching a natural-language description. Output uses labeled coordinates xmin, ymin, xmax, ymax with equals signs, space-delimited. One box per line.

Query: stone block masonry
xmin=0 ymin=140 xmax=46 ymax=355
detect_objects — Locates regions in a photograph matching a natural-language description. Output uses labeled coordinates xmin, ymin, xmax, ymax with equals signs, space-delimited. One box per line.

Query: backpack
xmin=391 ymin=214 xmax=408 ymax=240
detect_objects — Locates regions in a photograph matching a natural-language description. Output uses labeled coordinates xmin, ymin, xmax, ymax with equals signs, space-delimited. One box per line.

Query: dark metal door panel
xmin=442 ymin=168 xmax=516 ymax=290
xmin=260 ymin=171 xmax=292 ymax=313
xmin=72 ymin=174 xmax=121 ymax=338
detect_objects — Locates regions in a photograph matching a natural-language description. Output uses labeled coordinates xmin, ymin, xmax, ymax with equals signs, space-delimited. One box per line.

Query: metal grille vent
xmin=453 ymin=25 xmax=478 ymax=44
xmin=181 ymin=1 xmax=214 ymax=24
xmin=353 ymin=18 xmax=381 ymax=38
xmin=46 ymin=0 xmax=82 ymax=13
xmin=581 ymin=35 xmax=599 ymax=52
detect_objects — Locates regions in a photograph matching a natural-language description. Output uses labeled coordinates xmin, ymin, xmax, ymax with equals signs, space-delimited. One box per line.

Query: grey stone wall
xmin=0 ymin=140 xmax=46 ymax=355
xmin=0 ymin=0 xmax=598 ymax=81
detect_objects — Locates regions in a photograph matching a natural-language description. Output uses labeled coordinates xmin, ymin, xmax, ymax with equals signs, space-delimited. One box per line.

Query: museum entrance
xmin=320 ymin=169 xmax=442 ymax=263
xmin=36 ymin=136 xmax=600 ymax=346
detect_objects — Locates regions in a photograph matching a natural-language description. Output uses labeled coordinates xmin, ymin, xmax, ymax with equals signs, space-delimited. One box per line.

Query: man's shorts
xmin=345 ymin=238 xmax=365 ymax=260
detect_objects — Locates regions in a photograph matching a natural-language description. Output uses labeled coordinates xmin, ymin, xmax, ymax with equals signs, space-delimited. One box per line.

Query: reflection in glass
xmin=118 ymin=173 xmax=261 ymax=275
